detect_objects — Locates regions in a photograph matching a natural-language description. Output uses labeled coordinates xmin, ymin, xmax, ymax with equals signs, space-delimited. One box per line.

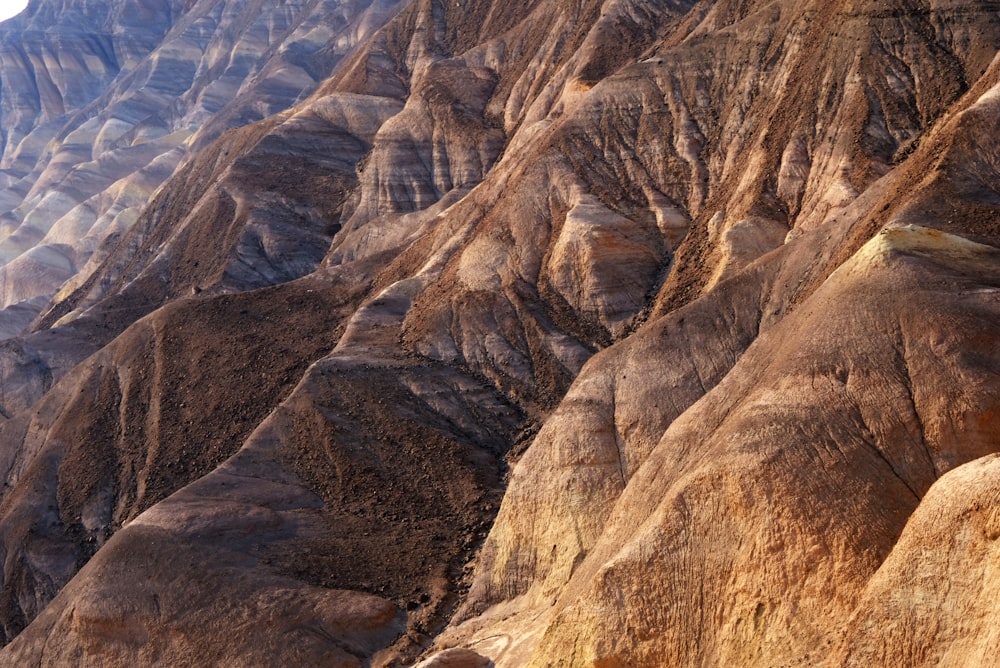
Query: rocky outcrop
xmin=0 ymin=0 xmax=998 ymax=665
xmin=835 ymin=453 xmax=1000 ymax=667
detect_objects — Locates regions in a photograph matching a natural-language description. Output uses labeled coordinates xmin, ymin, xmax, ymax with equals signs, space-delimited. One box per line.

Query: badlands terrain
xmin=0 ymin=0 xmax=994 ymax=665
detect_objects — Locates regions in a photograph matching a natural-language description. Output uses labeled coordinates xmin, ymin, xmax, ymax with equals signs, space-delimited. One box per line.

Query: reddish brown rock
xmin=0 ymin=0 xmax=997 ymax=665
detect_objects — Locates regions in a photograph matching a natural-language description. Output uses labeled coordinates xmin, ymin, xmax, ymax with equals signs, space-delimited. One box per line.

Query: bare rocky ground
xmin=0 ymin=0 xmax=996 ymax=666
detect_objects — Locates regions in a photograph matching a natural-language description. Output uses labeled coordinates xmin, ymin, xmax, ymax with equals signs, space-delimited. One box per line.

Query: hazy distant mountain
xmin=0 ymin=0 xmax=996 ymax=665
xmin=0 ymin=0 xmax=401 ymax=337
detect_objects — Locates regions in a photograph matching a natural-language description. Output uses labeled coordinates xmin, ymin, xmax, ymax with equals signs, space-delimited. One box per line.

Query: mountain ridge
xmin=0 ymin=0 xmax=996 ymax=665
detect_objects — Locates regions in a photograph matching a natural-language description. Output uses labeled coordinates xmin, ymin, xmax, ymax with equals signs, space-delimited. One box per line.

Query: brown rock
xmin=415 ymin=647 xmax=493 ymax=668
xmin=0 ymin=0 xmax=999 ymax=665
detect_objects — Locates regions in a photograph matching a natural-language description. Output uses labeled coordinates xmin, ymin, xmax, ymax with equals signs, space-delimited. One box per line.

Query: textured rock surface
xmin=0 ymin=0 xmax=997 ymax=665
xmin=0 ymin=0 xmax=403 ymax=332
xmin=503 ymin=225 xmax=1000 ymax=666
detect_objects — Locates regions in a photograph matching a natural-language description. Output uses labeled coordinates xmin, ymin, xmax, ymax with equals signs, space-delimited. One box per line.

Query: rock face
xmin=0 ymin=0 xmax=997 ymax=665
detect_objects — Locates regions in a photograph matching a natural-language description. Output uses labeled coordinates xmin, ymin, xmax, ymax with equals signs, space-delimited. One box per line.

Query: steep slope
xmin=834 ymin=452 xmax=1000 ymax=667
xmin=481 ymin=224 xmax=1000 ymax=666
xmin=433 ymin=10 xmax=1000 ymax=662
xmin=0 ymin=0 xmax=403 ymax=336
xmin=0 ymin=0 xmax=997 ymax=665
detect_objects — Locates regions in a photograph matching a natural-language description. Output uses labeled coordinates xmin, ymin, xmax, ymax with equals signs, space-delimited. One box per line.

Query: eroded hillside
xmin=0 ymin=0 xmax=996 ymax=665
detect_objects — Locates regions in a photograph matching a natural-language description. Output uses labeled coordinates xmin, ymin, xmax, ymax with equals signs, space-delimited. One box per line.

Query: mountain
xmin=0 ymin=0 xmax=996 ymax=665
xmin=0 ymin=0 xmax=403 ymax=338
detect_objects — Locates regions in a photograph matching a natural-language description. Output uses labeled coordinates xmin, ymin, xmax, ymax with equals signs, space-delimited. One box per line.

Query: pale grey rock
xmin=0 ymin=0 xmax=403 ymax=338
